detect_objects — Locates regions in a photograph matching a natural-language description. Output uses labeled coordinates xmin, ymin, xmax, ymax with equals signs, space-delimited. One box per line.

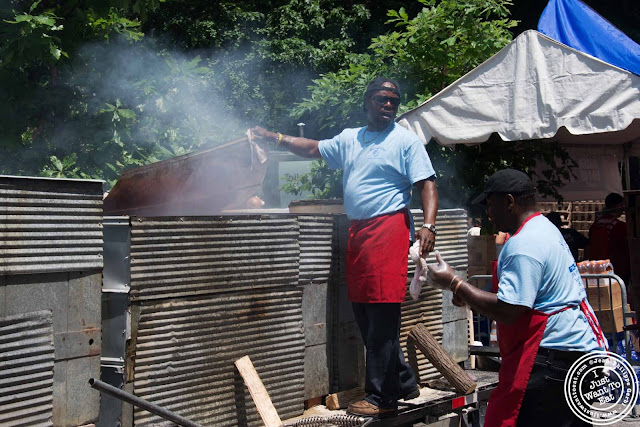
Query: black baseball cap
xmin=364 ymin=77 xmax=401 ymax=98
xmin=472 ymin=169 xmax=535 ymax=205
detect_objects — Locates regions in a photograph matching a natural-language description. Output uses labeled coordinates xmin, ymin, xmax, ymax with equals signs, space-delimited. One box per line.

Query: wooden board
xmin=234 ymin=355 xmax=282 ymax=427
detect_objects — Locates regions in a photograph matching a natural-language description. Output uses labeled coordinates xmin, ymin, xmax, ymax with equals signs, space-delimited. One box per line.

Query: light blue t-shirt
xmin=318 ymin=123 xmax=435 ymax=237
xmin=497 ymin=214 xmax=605 ymax=352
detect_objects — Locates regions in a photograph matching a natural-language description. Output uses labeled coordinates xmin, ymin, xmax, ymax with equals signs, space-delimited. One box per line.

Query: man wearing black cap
xmin=425 ymin=169 xmax=606 ymax=426
xmin=251 ymin=77 xmax=438 ymax=416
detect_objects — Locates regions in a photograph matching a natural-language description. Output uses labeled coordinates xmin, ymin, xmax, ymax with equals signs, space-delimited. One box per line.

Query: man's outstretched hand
xmin=426 ymin=251 xmax=456 ymax=291
xmin=249 ymin=126 xmax=273 ymax=140
xmin=427 ymin=251 xmax=466 ymax=306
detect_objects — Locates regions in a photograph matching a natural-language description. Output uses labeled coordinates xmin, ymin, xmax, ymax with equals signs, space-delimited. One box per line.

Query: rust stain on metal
xmin=104 ymin=137 xmax=269 ymax=216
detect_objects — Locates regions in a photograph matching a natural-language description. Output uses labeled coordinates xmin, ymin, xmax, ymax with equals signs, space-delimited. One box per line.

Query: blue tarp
xmin=538 ymin=0 xmax=640 ymax=76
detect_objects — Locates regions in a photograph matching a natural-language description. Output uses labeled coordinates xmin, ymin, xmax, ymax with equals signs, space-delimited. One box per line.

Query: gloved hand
xmin=409 ymin=241 xmax=428 ymax=300
xmin=426 ymin=250 xmax=457 ymax=291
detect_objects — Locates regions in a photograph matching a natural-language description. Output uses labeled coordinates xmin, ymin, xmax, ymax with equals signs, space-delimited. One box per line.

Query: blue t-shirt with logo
xmin=318 ymin=123 xmax=435 ymax=237
xmin=497 ymin=214 xmax=605 ymax=352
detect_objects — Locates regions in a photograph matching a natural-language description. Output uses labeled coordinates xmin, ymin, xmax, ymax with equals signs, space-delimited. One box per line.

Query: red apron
xmin=484 ymin=213 xmax=606 ymax=427
xmin=345 ymin=209 xmax=410 ymax=303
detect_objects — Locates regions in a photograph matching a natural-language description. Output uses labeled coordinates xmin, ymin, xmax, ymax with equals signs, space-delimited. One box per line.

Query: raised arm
xmin=251 ymin=126 xmax=322 ymax=159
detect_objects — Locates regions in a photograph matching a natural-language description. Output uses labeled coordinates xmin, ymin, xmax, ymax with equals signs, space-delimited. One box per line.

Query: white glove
xmin=409 ymin=241 xmax=428 ymax=300
xmin=426 ymin=250 xmax=456 ymax=291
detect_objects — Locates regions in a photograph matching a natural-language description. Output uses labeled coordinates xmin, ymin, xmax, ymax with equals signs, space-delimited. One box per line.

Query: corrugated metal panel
xmin=132 ymin=289 xmax=305 ymax=426
xmin=412 ymin=208 xmax=469 ymax=269
xmin=297 ymin=215 xmax=333 ymax=286
xmin=400 ymin=286 xmax=445 ymax=383
xmin=0 ymin=310 xmax=55 ymax=427
xmin=0 ymin=176 xmax=104 ymax=275
xmin=128 ymin=216 xmax=300 ymax=301
xmin=296 ymin=215 xmax=333 ymax=398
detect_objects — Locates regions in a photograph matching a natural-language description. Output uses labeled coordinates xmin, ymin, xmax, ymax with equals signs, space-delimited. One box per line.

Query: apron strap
xmin=580 ymin=300 xmax=608 ymax=350
xmin=534 ymin=303 xmax=607 ymax=351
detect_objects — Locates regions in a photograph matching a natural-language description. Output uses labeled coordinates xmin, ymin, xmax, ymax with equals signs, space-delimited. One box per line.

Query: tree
xmin=0 ymin=0 xmax=380 ymax=186
xmin=0 ymin=1 xmax=152 ymax=184
xmin=287 ymin=0 xmax=577 ymax=207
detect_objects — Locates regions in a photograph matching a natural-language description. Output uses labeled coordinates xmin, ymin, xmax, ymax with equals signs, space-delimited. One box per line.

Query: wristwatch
xmin=421 ymin=223 xmax=437 ymax=235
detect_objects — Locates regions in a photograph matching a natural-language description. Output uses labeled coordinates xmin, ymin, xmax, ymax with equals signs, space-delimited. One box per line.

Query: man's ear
xmin=506 ymin=194 xmax=515 ymax=210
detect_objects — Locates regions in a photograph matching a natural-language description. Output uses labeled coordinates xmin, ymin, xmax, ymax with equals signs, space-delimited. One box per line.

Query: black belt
xmin=535 ymin=347 xmax=586 ymax=365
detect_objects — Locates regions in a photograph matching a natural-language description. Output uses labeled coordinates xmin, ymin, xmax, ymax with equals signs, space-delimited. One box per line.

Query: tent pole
xmin=624 ymin=143 xmax=631 ymax=190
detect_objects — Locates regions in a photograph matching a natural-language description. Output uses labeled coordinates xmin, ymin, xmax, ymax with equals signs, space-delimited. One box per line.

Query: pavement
xmin=612 ymin=416 xmax=640 ymax=426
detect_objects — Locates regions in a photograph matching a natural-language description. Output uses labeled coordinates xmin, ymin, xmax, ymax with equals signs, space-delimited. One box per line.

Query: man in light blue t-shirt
xmin=425 ymin=169 xmax=606 ymax=426
xmin=251 ymin=77 xmax=439 ymax=416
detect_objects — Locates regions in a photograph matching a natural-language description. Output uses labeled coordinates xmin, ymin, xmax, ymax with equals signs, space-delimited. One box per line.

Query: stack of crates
xmin=537 ymin=200 xmax=604 ymax=261
xmin=537 ymin=201 xmax=604 ymax=236
xmin=538 ymin=201 xmax=571 ymax=225
xmin=570 ymin=201 xmax=605 ymax=237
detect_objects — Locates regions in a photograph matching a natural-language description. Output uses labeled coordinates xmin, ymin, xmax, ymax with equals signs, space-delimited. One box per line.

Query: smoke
xmin=38 ymin=34 xmax=325 ymax=214
xmin=33 ymin=34 xmax=316 ymax=201
xmin=66 ymin=37 xmax=247 ymax=154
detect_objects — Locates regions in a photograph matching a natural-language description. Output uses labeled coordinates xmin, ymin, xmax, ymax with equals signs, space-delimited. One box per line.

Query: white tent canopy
xmin=396 ymin=30 xmax=640 ymax=200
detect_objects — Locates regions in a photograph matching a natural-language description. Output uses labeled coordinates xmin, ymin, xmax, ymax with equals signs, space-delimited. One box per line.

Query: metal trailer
xmin=363 ymin=369 xmax=497 ymax=427
xmin=91 ymin=368 xmax=499 ymax=427
xmin=279 ymin=369 xmax=498 ymax=427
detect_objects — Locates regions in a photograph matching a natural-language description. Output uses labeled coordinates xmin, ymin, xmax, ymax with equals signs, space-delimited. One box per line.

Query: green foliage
xmin=281 ymin=160 xmax=343 ymax=198
xmin=294 ymin=0 xmax=518 ymax=136
xmin=86 ymin=8 xmax=144 ymax=41
xmin=1 ymin=1 xmax=68 ymax=67
xmin=41 ymin=153 xmax=84 ymax=179
xmin=256 ymin=0 xmax=370 ymax=70
xmin=426 ymin=138 xmax=578 ymax=212
xmin=0 ymin=0 xmax=379 ymax=187
xmin=378 ymin=0 xmax=517 ymax=98
xmin=292 ymin=59 xmax=383 ymax=135
xmin=0 ymin=0 xmax=581 ymax=205
xmin=0 ymin=1 xmax=161 ymax=184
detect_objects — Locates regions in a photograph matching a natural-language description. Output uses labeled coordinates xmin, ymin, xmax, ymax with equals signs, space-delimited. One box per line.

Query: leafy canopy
xmin=0 ymin=0 xmax=375 ymax=187
xmin=288 ymin=0 xmax=576 ymax=207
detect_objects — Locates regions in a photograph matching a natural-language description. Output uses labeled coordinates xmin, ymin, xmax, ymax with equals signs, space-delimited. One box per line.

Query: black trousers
xmin=516 ymin=348 xmax=592 ymax=427
xmin=352 ymin=302 xmax=418 ymax=408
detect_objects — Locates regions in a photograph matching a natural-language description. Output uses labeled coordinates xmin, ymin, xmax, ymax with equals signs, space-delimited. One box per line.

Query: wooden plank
xmin=234 ymin=355 xmax=282 ymax=427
